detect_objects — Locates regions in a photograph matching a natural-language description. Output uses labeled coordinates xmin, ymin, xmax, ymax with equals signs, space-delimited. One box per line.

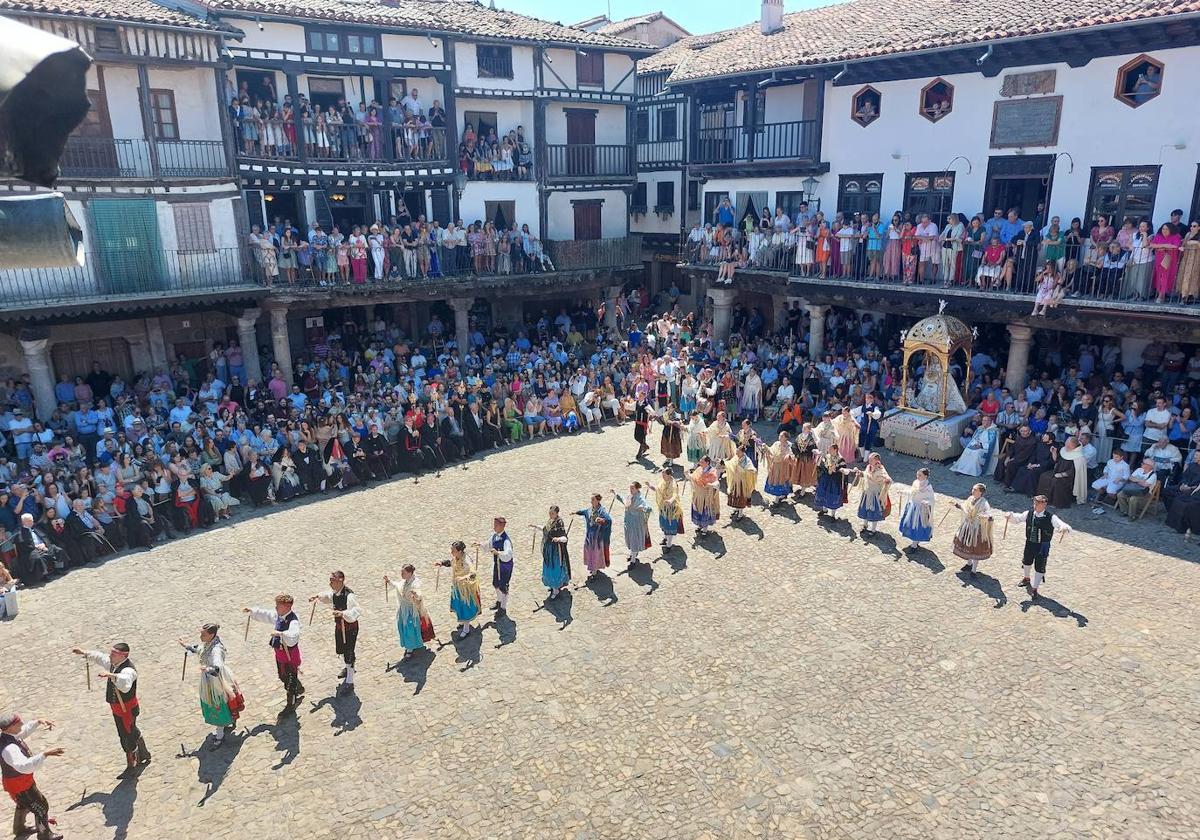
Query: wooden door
xmin=565 ymin=110 xmax=596 ymax=176
xmin=64 ymin=66 xmax=117 ymax=173
xmin=573 ymin=202 xmax=602 ymax=241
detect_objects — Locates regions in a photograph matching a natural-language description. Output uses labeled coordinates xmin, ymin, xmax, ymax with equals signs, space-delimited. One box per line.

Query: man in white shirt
xmin=1091 ymin=450 xmax=1130 ymax=504
xmin=1 ymin=712 xmax=64 ymax=840
xmin=914 ymin=214 xmax=940 ymax=282
xmin=401 ymin=87 xmax=423 ymax=115
xmin=1146 ymin=436 xmax=1183 ymax=479
xmin=1116 ymin=457 xmax=1159 ymax=517
xmin=7 ymin=408 xmax=33 ymax=460
xmin=1143 ymin=396 xmax=1172 ymax=444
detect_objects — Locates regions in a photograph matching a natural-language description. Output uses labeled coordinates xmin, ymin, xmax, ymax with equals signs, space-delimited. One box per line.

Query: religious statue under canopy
xmin=910 ymin=355 xmax=967 ymax=415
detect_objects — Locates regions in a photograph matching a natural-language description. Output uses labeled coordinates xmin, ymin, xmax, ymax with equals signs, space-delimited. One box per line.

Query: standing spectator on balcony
xmin=368 ymin=225 xmax=386 ymax=281
xmin=914 ymin=214 xmax=939 ymax=283
xmin=280 ymin=96 xmax=297 ymax=157
xmin=865 ymin=212 xmax=886 ymax=280
xmin=1122 ymin=220 xmax=1154 ymax=300
xmin=713 ymin=197 xmax=734 ymax=228
xmin=238 ymin=98 xmax=258 ymax=155
xmin=348 ymin=226 xmax=368 ymax=284
xmin=1063 ymin=217 xmax=1085 ymax=279
xmin=337 ymin=100 xmax=358 ymax=160
xmin=363 ymin=107 xmax=383 ymax=159
xmin=1088 ymin=214 xmax=1115 ymax=261
xmin=329 ymin=226 xmax=348 ymax=284
xmin=898 ymin=220 xmax=917 ymax=285
xmin=401 ymin=87 xmax=423 ymax=116
xmin=54 ymin=375 xmax=75 ymax=408
xmin=429 ymin=100 xmax=446 ymax=158
xmin=277 ymin=229 xmax=298 ymax=285
xmin=1011 ymin=221 xmax=1042 ymax=292
xmin=999 ymin=208 xmax=1025 ymax=245
xmin=982 ymin=208 xmax=1004 ymax=241
xmin=1042 ymin=219 xmax=1065 ymax=274
xmin=1151 ymin=222 xmax=1183 ymax=303
xmin=835 ymin=216 xmax=856 ymax=278
xmin=1178 ymin=220 xmax=1200 ymax=305
xmin=882 ymin=212 xmax=902 ymax=280
xmin=939 ymin=213 xmax=964 ymax=285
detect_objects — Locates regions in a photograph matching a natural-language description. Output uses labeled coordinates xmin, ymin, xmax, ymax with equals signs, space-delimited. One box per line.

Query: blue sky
xmin=499 ymin=0 xmax=833 ymax=36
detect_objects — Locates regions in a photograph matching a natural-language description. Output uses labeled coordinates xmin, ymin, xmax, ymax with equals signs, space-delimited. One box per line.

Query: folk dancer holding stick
xmin=71 ymin=643 xmax=151 ymax=770
xmin=647 ymin=468 xmax=685 ymax=549
xmin=539 ymin=506 xmax=571 ymax=598
xmin=476 ymin=517 xmax=514 ymax=616
xmin=1005 ymin=494 xmax=1072 ymax=600
xmin=723 ymin=444 xmax=757 ymax=522
xmin=761 ymin=431 xmax=796 ymax=506
xmin=242 ymin=595 xmax=304 ymax=710
xmin=688 ymin=457 xmax=721 ymax=536
xmin=435 ymin=541 xmax=481 ymax=640
xmin=854 ymin=452 xmax=892 ymax=537
xmin=1 ymin=712 xmax=64 ymax=840
xmin=897 ymin=468 xmax=935 ymax=551
xmin=385 ymin=566 xmax=436 ymax=659
xmin=178 ymin=623 xmax=244 ymax=749
xmin=952 ymin=483 xmax=997 ymax=577
xmin=308 ymin=571 xmax=362 ymax=693
xmin=612 ymin=482 xmax=653 ymax=566
xmin=574 ymin=494 xmax=613 ymax=581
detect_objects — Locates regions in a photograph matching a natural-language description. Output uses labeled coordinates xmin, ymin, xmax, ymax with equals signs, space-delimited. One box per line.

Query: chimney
xmin=761 ymin=0 xmax=783 ymax=35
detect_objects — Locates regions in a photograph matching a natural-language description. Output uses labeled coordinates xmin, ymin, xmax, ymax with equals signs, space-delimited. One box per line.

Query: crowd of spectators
xmin=690 ymin=198 xmax=1200 ymax=306
xmin=228 ymin=75 xmax=448 ymax=163
xmin=4 ymin=295 xmax=1198 ymax=591
xmin=246 ymin=211 xmax=555 ymax=286
xmin=458 ymin=123 xmax=533 ymax=181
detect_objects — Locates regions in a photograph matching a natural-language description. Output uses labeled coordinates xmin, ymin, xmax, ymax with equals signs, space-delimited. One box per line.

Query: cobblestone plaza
xmin=2 ymin=428 xmax=1197 ymax=840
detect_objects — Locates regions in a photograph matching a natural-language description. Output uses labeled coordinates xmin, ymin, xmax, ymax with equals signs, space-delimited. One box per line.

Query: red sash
xmin=109 ymin=696 xmax=140 ymax=733
xmin=3 ymin=773 xmax=35 ymax=797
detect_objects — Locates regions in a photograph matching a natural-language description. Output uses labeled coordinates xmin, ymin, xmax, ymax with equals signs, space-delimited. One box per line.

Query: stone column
xmin=806 ymin=304 xmax=827 ymax=358
xmin=144 ymin=317 xmax=169 ymax=371
xmin=449 ymin=297 xmax=472 ymax=354
xmin=237 ymin=307 xmax=264 ymax=385
xmin=1004 ymin=324 xmax=1034 ymax=393
xmin=269 ymin=307 xmax=293 ymax=385
xmin=709 ymin=288 xmax=737 ymax=344
xmin=19 ymin=332 xmax=56 ymax=421
xmin=604 ymin=284 xmax=622 ymax=331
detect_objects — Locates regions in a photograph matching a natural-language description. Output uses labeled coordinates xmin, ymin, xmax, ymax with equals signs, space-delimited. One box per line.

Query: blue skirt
xmin=659 ymin=509 xmax=684 ymax=535
xmin=764 ymin=479 xmax=791 ymax=497
xmin=541 ymin=543 xmax=570 ymax=589
xmin=680 ymin=396 xmax=696 ymax=414
xmin=397 ymin=609 xmax=424 ymax=651
xmin=450 ymin=587 xmax=480 ymax=622
xmin=898 ymin=502 xmax=933 ymax=542
xmin=857 ymin=490 xmax=888 ymax=522
xmin=815 ymin=474 xmax=845 ymax=510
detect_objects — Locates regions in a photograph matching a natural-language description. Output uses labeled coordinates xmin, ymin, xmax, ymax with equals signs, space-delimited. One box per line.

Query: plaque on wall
xmin=1000 ymin=70 xmax=1056 ymax=97
xmin=990 ymin=96 xmax=1062 ymax=148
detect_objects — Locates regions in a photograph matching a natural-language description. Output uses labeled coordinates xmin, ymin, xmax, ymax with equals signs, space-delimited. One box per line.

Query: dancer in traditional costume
xmin=308 ymin=571 xmax=361 ymax=692
xmin=761 ymin=431 xmax=795 ymax=505
xmin=1005 ymin=495 xmax=1072 ymax=600
xmin=952 ymin=483 xmax=996 ymax=576
xmin=657 ymin=404 xmax=684 ymax=467
xmin=1 ymin=712 xmax=63 ymax=840
xmin=688 ymin=457 xmax=720 ymax=535
xmin=737 ymin=419 xmax=761 ymax=469
xmin=852 ymin=393 xmax=884 ymax=462
xmin=897 ymin=468 xmax=935 ymax=551
xmin=791 ymin=423 xmax=819 ymax=494
xmin=833 ymin=406 xmax=859 ymax=464
xmin=724 ymin=445 xmax=758 ymax=521
xmin=435 ymin=541 xmax=481 ymax=639
xmin=478 ymin=517 xmax=514 ymax=615
xmin=612 ymin=483 xmax=653 ymax=565
xmin=685 ymin=412 xmax=707 ymax=466
xmin=633 ymin=395 xmax=653 ymax=459
xmin=813 ymin=411 xmax=838 ymax=456
xmin=705 ymin=411 xmax=735 ymax=473
xmin=647 ymin=468 xmax=685 ymax=548
xmin=385 ymin=565 xmax=436 ymax=657
xmin=178 ymin=623 xmax=244 ymax=748
xmin=815 ymin=450 xmax=852 ymax=517
xmin=72 ymin=642 xmax=151 ymax=768
xmin=574 ymin=494 xmax=613 ymax=580
xmin=243 ymin=596 xmax=304 ymax=708
xmin=855 ymin=452 xmax=892 ymax=535
xmin=539 ymin=506 xmax=571 ymax=597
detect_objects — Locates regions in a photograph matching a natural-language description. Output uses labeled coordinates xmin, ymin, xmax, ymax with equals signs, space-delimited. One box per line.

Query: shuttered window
xmin=173 ymin=203 xmax=215 ymax=252
xmin=88 ymin=199 xmax=165 ymax=293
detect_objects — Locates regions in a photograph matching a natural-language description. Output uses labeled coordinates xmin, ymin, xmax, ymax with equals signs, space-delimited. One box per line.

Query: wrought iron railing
xmin=234 ymin=118 xmax=449 ymax=165
xmin=546 ymin=144 xmax=633 ymax=178
xmin=694 ymin=119 xmax=818 ymax=164
xmin=1 ymin=248 xmax=257 ymax=307
xmin=58 ymin=136 xmax=231 ymax=178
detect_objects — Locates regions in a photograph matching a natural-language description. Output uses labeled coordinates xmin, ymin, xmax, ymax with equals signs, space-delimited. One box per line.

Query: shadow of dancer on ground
xmin=815 ymin=513 xmax=859 ymax=541
xmin=483 ymin=610 xmax=518 ymax=648
xmin=1020 ymin=592 xmax=1089 ymax=627
xmin=617 ymin=559 xmax=659 ymax=595
xmin=576 ymin=570 xmax=619 ymax=606
xmin=654 ymin=544 xmax=688 ymax=574
xmin=385 ymin=646 xmax=435 ymax=695
xmin=174 ymin=728 xmax=248 ymax=806
xmin=955 ymin=568 xmax=1008 ymax=608
xmin=67 ymin=771 xmax=139 ymax=838
xmin=725 ymin=515 xmax=765 ymax=541
xmin=437 ymin=624 xmax=483 ymax=671
xmin=308 ymin=690 xmax=363 ymax=736
xmin=858 ymin=530 xmax=903 ymax=559
xmin=902 ymin=545 xmax=945 ymax=574
xmin=691 ymin=531 xmax=727 ymax=559
xmin=531 ymin=590 xmax=574 ymax=629
xmin=766 ymin=501 xmax=801 ymax=522
xmin=246 ymin=711 xmax=301 ymax=770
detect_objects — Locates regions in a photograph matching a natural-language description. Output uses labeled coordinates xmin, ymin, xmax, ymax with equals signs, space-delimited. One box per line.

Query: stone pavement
xmin=2 ymin=426 xmax=1199 ymax=840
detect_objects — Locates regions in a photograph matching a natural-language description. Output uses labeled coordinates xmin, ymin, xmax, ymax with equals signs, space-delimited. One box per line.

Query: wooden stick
xmin=938 ymin=508 xmax=952 ymax=527
xmin=385 ymin=579 xmax=390 ymax=604
xmin=86 ymin=657 xmax=91 ymax=691
xmin=1002 ymin=517 xmax=1008 ymax=540
xmin=1059 ymin=529 xmax=1067 ymax=544
xmin=435 ymin=564 xmax=441 ymax=592
xmin=339 ymin=618 xmax=347 ymax=646
xmin=308 ymin=600 xmax=317 ymax=626
xmin=108 ymin=676 xmax=127 ymax=715
xmin=181 ymin=649 xmax=188 ymax=683
xmin=244 ymin=614 xmax=251 ymax=642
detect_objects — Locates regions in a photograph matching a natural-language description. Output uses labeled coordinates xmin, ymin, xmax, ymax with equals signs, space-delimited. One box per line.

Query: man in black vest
xmin=309 ymin=572 xmax=362 ymax=694
xmin=72 ymin=643 xmax=151 ymax=770
xmin=1004 ymin=494 xmax=1072 ymax=600
xmin=1 ymin=712 xmax=64 ymax=840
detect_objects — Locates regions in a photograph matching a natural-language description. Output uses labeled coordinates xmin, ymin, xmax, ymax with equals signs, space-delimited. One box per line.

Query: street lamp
xmin=801 ymin=175 xmax=819 ymax=212
xmin=453 ymin=170 xmax=467 ymax=200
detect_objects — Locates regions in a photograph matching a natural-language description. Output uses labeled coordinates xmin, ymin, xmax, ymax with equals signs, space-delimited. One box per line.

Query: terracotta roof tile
xmin=0 ymin=0 xmax=220 ymax=29
xmin=660 ymin=0 xmax=1200 ymax=84
xmin=210 ymin=0 xmax=656 ymax=51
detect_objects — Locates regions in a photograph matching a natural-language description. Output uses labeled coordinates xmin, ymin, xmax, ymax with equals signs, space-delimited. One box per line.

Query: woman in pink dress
xmin=348 ymin=225 xmax=368 ymax=284
xmin=883 ymin=212 xmax=902 ymax=280
xmin=1150 ymin=222 xmax=1183 ymax=302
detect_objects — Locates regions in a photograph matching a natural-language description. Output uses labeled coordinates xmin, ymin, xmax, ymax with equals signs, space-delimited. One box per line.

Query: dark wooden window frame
xmin=477 ymin=44 xmax=514 ymax=80
xmin=148 ymin=88 xmax=179 ymax=140
xmin=304 ymin=27 xmax=378 ymax=58
xmin=1113 ymin=53 xmax=1165 ymax=109
xmin=1084 ymin=165 xmax=1161 ymax=228
xmin=851 ymin=85 xmax=881 ymax=128
xmin=577 ymin=50 xmax=605 ymax=87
